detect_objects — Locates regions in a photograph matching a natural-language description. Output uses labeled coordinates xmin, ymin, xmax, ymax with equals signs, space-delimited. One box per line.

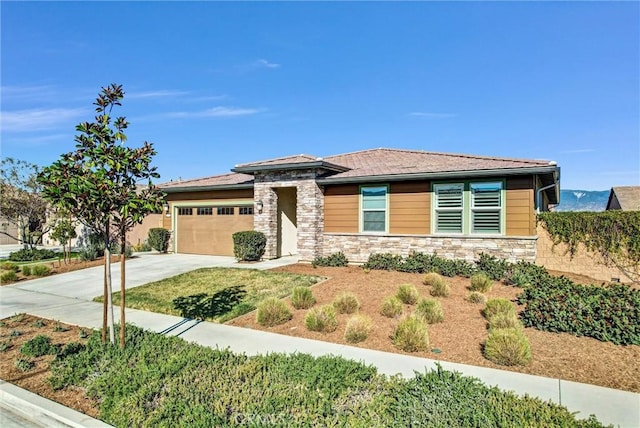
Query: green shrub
xmin=484 ymin=328 xmax=532 ymax=366
xmin=468 ymin=292 xmax=487 ymax=304
xmin=483 ymin=298 xmax=516 ymax=321
xmin=78 ymin=245 xmax=99 ymax=262
xmin=380 ymin=296 xmax=403 ymax=318
xmin=305 ymin=305 xmax=338 ymax=333
xmin=8 ymin=248 xmax=57 ymax=262
xmin=504 ymin=261 xmax=550 ymax=288
xmin=256 ymin=297 xmax=292 ymax=327
xmin=290 ymin=286 xmax=316 ymax=309
xmin=333 ymin=292 xmax=360 ymax=314
xmin=57 ymin=342 xmax=86 ymax=359
xmin=424 ymin=273 xmax=450 ymax=297
xmin=476 ymin=252 xmax=510 ymax=281
xmin=132 ymin=241 xmax=152 ymax=252
xmin=147 ymin=228 xmax=171 ymax=253
xmin=312 ymin=251 xmax=349 ymax=267
xmin=31 ymin=319 xmax=46 ymax=328
xmin=393 ymin=316 xmax=429 ymax=352
xmin=344 ymin=315 xmax=372 ymax=343
xmin=489 ymin=312 xmax=523 ymax=330
xmin=415 ymin=298 xmax=444 ymax=324
xmin=519 ymin=276 xmax=640 ymax=345
xmin=396 ymin=284 xmax=419 ymax=305
xmin=0 ymin=261 xmax=19 ymax=272
xmin=31 ymin=264 xmax=51 ymax=277
xmin=1 ymin=271 xmax=18 ymax=282
xmin=232 ymin=230 xmax=266 ymax=261
xmin=20 ymin=265 xmax=32 ymax=276
xmin=363 ymin=253 xmax=404 ymax=271
xmin=21 ymin=335 xmax=57 ymax=357
xmin=14 ymin=357 xmax=35 ymax=371
xmin=364 ymin=251 xmax=478 ymax=277
xmin=469 ymin=272 xmax=493 ymax=292
xmin=112 ymin=243 xmax=134 ymax=258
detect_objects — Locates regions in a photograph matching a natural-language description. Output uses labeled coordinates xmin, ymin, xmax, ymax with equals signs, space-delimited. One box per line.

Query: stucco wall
xmin=535 ymin=224 xmax=635 ymax=284
xmin=127 ymin=214 xmax=163 ymax=246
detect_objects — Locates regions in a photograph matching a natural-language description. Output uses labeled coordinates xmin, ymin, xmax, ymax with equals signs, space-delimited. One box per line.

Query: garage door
xmin=176 ymin=205 xmax=254 ymax=256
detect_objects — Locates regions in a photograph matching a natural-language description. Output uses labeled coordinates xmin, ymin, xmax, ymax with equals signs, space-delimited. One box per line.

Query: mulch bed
xmin=1 ymin=256 xmax=125 ymax=286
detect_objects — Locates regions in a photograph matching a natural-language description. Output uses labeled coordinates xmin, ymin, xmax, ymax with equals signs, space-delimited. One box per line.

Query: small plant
xmin=415 ymin=299 xmax=444 ymax=324
xmin=78 ymin=246 xmax=98 ymax=262
xmin=483 ymin=328 xmax=532 ymax=366
xmin=31 ymin=264 xmax=51 ymax=277
xmin=1 ymin=270 xmax=18 ymax=282
xmin=0 ymin=340 xmax=12 ymax=352
xmin=32 ymin=319 xmax=46 ymax=328
xmin=468 ymin=292 xmax=486 ymax=304
xmin=424 ymin=273 xmax=450 ymax=297
xmin=305 ymin=305 xmax=338 ymax=333
xmin=132 ymin=241 xmax=152 ymax=252
xmin=14 ymin=357 xmax=35 ymax=372
xmin=10 ymin=329 xmax=22 ymax=337
xmin=78 ymin=329 xmax=89 ymax=339
xmin=20 ymin=265 xmax=32 ymax=276
xmin=488 ymin=312 xmax=523 ymax=330
xmin=344 ymin=315 xmax=372 ymax=343
xmin=312 ymin=252 xmax=349 ymax=268
xmin=21 ymin=335 xmax=56 ymax=357
xmin=396 ymin=284 xmax=419 ymax=305
xmin=469 ymin=272 xmax=493 ymax=293
xmin=392 ymin=315 xmax=429 ymax=352
xmin=148 ymin=228 xmax=171 ymax=253
xmin=290 ymin=287 xmax=316 ymax=309
xmin=57 ymin=342 xmax=85 ymax=358
xmin=333 ymin=292 xmax=360 ymax=314
xmin=11 ymin=313 xmax=25 ymax=322
xmin=53 ymin=322 xmax=70 ymax=332
xmin=255 ymin=298 xmax=292 ymax=327
xmin=380 ymin=296 xmax=403 ymax=318
xmin=483 ymin=298 xmax=516 ymax=321
xmin=476 ymin=252 xmax=510 ymax=281
xmin=0 ymin=261 xmax=19 ymax=272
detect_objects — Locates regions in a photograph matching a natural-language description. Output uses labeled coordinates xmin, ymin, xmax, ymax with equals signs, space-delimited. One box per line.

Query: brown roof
xmin=160 ymin=172 xmax=254 ymax=190
xmin=608 ymin=186 xmax=640 ymax=211
xmin=234 ymin=154 xmax=320 ymax=168
xmin=322 ymin=148 xmax=553 ymax=180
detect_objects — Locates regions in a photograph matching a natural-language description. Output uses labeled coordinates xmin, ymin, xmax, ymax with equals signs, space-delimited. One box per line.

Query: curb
xmin=0 ymin=380 xmax=112 ymax=428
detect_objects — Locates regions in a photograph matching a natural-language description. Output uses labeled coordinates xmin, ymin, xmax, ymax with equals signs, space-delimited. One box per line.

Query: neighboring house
xmin=159 ymin=148 xmax=560 ymax=263
xmin=606 ymin=186 xmax=640 ymax=211
xmin=0 ymin=217 xmax=20 ymax=245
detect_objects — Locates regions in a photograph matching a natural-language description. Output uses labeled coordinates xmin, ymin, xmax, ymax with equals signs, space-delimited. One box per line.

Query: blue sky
xmin=2 ymin=2 xmax=638 ymax=190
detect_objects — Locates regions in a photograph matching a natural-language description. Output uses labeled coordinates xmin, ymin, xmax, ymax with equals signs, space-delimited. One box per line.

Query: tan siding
xmin=505 ymin=176 xmax=534 ymax=236
xmin=324 ymin=185 xmax=359 ymax=233
xmin=390 ymin=182 xmax=430 ymax=234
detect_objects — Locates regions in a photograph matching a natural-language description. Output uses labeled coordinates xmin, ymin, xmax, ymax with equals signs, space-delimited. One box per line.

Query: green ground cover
xmin=95 ymin=268 xmax=322 ymax=323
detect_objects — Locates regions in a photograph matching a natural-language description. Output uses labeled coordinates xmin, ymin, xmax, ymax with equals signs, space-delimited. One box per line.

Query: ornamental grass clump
xmin=31 ymin=264 xmax=51 ymax=277
xmin=333 ymin=292 xmax=360 ymax=314
xmin=396 ymin=284 xmax=419 ymax=305
xmin=392 ymin=315 xmax=429 ymax=352
xmin=424 ymin=272 xmax=450 ymax=297
xmin=488 ymin=312 xmax=523 ymax=330
xmin=291 ymin=287 xmax=316 ymax=309
xmin=468 ymin=292 xmax=486 ymax=305
xmin=483 ymin=298 xmax=516 ymax=321
xmin=380 ymin=296 xmax=403 ymax=318
xmin=415 ymin=298 xmax=444 ymax=324
xmin=305 ymin=305 xmax=338 ymax=333
xmin=483 ymin=328 xmax=532 ymax=366
xmin=256 ymin=298 xmax=292 ymax=327
xmin=344 ymin=315 xmax=372 ymax=343
xmin=469 ymin=272 xmax=493 ymax=293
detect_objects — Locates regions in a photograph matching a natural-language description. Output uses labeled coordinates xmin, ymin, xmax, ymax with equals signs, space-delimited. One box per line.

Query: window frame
xmin=177 ymin=207 xmax=193 ymax=216
xmin=239 ymin=206 xmax=254 ymax=215
xmin=470 ymin=181 xmax=503 ymax=234
xmin=217 ymin=206 xmax=234 ymax=216
xmin=433 ymin=182 xmax=465 ymax=234
xmin=196 ymin=207 xmax=213 ymax=216
xmin=359 ymin=185 xmax=389 ymax=233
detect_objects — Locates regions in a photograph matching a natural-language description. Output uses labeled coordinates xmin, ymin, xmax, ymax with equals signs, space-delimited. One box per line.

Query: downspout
xmin=536 ymin=183 xmax=557 ymax=214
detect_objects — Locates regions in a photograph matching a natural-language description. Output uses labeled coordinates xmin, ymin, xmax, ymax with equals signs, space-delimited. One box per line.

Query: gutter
xmin=162 ymin=183 xmax=254 ymax=193
xmin=536 ymin=183 xmax=558 ymax=214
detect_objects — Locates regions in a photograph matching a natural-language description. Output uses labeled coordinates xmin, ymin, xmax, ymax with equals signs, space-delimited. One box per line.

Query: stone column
xmin=253 ymin=182 xmax=278 ymax=259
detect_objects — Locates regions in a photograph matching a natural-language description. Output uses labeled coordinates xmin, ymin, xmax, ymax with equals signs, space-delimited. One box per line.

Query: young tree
xmin=49 ymin=215 xmax=77 ymax=264
xmin=0 ymin=158 xmax=49 ymax=248
xmin=38 ymin=84 xmax=164 ymax=347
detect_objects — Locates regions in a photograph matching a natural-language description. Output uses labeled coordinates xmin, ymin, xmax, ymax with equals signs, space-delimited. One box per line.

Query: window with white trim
xmin=361 ymin=186 xmax=387 ymax=232
xmin=434 ymin=184 xmax=464 ymax=233
xmin=177 ymin=207 xmax=192 ymax=216
xmin=470 ymin=182 xmax=502 ymax=234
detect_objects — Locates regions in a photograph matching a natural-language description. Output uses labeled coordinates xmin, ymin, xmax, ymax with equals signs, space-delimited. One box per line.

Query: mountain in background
xmin=554 ymin=189 xmax=610 ymax=212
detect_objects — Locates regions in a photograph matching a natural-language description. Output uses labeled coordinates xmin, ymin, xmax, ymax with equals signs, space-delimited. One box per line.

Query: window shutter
xmin=471 ymin=183 xmax=502 ymax=233
xmin=435 ymin=184 xmax=464 ymax=233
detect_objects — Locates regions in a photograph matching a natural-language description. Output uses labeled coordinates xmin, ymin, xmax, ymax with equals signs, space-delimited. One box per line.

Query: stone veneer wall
xmin=323 ymin=233 xmax=537 ymax=263
xmin=536 ymin=224 xmax=635 ymax=284
xmin=253 ymin=169 xmax=323 ymax=261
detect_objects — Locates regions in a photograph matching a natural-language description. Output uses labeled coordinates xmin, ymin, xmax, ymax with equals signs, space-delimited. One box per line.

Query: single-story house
xmin=159 ymin=148 xmax=560 ymax=263
xmin=606 ymin=186 xmax=640 ymax=211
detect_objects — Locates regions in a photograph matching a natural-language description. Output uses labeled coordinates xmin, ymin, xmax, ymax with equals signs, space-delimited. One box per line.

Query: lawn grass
xmin=95 ymin=268 xmax=322 ymax=322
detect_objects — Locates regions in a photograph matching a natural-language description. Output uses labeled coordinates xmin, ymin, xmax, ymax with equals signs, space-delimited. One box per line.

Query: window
xmin=178 ymin=207 xmax=192 ymax=216
xmin=433 ymin=181 xmax=503 ymax=235
xmin=471 ymin=182 xmax=502 ymax=233
xmin=361 ymin=186 xmax=387 ymax=232
xmin=434 ymin=184 xmax=464 ymax=233
xmin=239 ymin=206 xmax=253 ymax=215
xmin=217 ymin=207 xmax=234 ymax=216
xmin=197 ymin=207 xmax=213 ymax=216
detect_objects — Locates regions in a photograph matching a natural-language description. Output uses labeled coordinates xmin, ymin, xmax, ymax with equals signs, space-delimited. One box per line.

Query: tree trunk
xmin=106 ymin=246 xmax=115 ymax=344
xmin=120 ymin=228 xmax=126 ymax=349
xmin=102 ymin=241 xmax=108 ymax=343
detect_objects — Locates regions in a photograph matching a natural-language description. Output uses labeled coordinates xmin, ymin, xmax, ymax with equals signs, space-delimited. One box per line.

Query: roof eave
xmin=232 ymin=161 xmax=349 ymax=174
xmin=162 ymin=183 xmax=254 ymax=193
xmin=316 ymin=166 xmax=560 ymax=185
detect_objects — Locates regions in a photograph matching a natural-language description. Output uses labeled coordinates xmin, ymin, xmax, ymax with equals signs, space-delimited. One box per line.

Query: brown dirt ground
xmin=228 ymin=264 xmax=640 ymax=393
xmin=1 ymin=256 xmax=126 ymax=286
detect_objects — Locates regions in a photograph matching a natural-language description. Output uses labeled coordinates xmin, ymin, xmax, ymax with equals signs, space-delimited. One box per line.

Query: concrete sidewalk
xmin=1 ymin=254 xmax=638 ymax=427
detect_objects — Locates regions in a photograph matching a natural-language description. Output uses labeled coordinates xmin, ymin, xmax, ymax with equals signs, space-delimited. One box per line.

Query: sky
xmin=1 ymin=1 xmax=638 ymax=191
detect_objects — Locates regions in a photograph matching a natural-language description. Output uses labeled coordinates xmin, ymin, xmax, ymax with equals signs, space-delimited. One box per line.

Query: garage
xmin=175 ymin=205 xmax=254 ymax=256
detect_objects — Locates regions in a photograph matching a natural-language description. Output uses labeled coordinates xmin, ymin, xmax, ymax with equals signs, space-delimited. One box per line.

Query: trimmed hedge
xmin=9 ymin=248 xmax=57 ymax=262
xmin=147 ymin=228 xmax=170 ymax=253
xmin=312 ymin=252 xmax=349 ymax=268
xmin=232 ymin=231 xmax=266 ymax=261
